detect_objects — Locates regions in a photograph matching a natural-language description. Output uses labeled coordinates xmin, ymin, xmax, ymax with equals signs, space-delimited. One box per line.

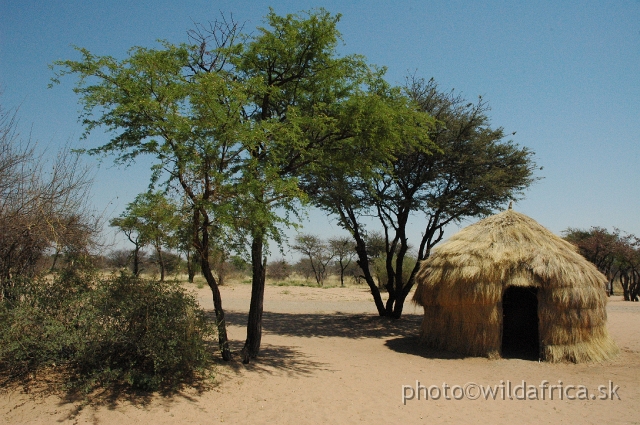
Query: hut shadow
xmin=384 ymin=336 xmax=469 ymax=360
xmin=217 ymin=310 xmax=424 ymax=339
xmin=384 ymin=336 xmax=543 ymax=361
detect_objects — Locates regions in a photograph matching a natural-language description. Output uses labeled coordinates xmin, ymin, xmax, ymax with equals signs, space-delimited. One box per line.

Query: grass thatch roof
xmin=413 ymin=209 xmax=618 ymax=363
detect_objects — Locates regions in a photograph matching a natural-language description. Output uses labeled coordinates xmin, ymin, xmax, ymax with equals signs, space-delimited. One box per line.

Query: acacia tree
xmin=111 ymin=192 xmax=180 ymax=281
xmin=133 ymin=192 xmax=180 ymax=281
xmin=293 ymin=258 xmax=315 ymax=281
xmin=292 ymin=234 xmax=334 ymax=285
xmin=615 ymin=237 xmax=640 ymax=301
xmin=328 ymin=236 xmax=355 ymax=287
xmin=563 ymin=227 xmax=621 ymax=278
xmin=109 ymin=213 xmax=146 ymax=276
xmin=306 ymin=76 xmax=538 ymax=318
xmin=107 ymin=248 xmax=135 ymax=270
xmin=174 ymin=204 xmax=198 ymax=282
xmin=227 ymin=9 xmax=369 ymax=362
xmin=51 ymin=40 xmax=251 ymax=360
xmin=201 ymin=9 xmax=426 ymax=362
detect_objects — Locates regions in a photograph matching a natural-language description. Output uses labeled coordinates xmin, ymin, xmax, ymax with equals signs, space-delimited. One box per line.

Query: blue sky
xmin=1 ymin=0 xmax=639 ymax=258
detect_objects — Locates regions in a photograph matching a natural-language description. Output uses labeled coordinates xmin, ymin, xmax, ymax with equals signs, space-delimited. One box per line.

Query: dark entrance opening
xmin=501 ymin=286 xmax=539 ymax=360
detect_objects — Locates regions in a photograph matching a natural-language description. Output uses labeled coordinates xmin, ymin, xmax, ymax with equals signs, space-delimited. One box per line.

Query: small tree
xmin=209 ymin=245 xmax=231 ymax=286
xmin=174 ymin=204 xmax=199 ymax=282
xmin=328 ymin=236 xmax=355 ymax=287
xmin=149 ymin=250 xmax=182 ymax=277
xmin=292 ymin=234 xmax=334 ymax=285
xmin=615 ymin=239 xmax=640 ymax=301
xmin=293 ymin=258 xmax=315 ymax=281
xmin=110 ymin=191 xmax=180 ymax=280
xmin=128 ymin=192 xmax=180 ymax=281
xmin=110 ymin=212 xmax=146 ymax=277
xmin=564 ymin=227 xmax=620 ymax=280
xmin=52 ymin=39 xmax=246 ymax=360
xmin=107 ymin=249 xmax=132 ymax=270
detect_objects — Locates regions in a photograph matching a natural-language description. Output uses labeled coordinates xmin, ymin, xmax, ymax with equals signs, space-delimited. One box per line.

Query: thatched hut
xmin=412 ymin=208 xmax=618 ymax=362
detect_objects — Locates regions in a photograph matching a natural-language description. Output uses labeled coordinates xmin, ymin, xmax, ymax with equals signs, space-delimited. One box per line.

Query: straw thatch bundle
xmin=413 ymin=208 xmax=618 ymax=362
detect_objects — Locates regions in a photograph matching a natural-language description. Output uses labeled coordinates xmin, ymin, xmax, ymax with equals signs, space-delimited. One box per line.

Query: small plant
xmin=191 ymin=277 xmax=207 ymax=289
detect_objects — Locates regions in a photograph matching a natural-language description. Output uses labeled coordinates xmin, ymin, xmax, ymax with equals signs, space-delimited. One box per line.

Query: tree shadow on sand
xmin=218 ymin=310 xmax=467 ymax=360
xmin=30 ymin=340 xmax=326 ymax=422
xmin=0 ymin=366 xmax=211 ymax=423
xmin=215 ymin=340 xmax=334 ymax=377
xmin=220 ymin=310 xmax=424 ymax=339
xmin=49 ymin=364 xmax=215 ymax=420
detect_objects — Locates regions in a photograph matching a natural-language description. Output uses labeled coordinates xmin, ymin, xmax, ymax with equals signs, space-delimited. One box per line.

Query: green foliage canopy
xmin=304 ymin=76 xmax=538 ymax=317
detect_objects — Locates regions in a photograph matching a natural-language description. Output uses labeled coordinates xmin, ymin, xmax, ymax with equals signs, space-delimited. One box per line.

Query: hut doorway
xmin=501 ymin=286 xmax=539 ymax=360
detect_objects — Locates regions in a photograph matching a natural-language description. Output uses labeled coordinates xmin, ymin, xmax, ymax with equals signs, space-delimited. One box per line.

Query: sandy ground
xmin=1 ymin=282 xmax=639 ymax=424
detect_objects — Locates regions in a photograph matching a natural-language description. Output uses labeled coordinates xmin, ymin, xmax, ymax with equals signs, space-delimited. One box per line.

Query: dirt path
xmin=2 ymin=284 xmax=638 ymax=424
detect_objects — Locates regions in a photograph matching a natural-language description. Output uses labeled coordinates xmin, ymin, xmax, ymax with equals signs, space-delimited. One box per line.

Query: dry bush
xmin=0 ymin=101 xmax=98 ymax=300
xmin=266 ymin=259 xmax=291 ymax=281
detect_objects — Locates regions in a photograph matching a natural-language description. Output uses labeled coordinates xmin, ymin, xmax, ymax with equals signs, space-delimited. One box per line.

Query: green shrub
xmin=78 ymin=274 xmax=213 ymax=390
xmin=0 ymin=271 xmax=213 ymax=392
xmin=0 ymin=271 xmax=89 ymax=378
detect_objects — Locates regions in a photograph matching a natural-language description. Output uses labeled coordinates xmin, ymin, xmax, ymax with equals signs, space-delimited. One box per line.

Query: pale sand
xmin=2 ymin=283 xmax=638 ymax=424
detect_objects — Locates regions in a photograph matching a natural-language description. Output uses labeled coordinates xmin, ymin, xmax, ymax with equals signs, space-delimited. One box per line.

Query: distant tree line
xmin=564 ymin=227 xmax=640 ymax=301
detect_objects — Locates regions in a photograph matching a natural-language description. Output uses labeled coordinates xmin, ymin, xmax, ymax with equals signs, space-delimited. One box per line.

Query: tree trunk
xmin=354 ymin=237 xmax=387 ymax=316
xmin=201 ymin=252 xmax=232 ymax=360
xmin=156 ymin=244 xmax=165 ymax=281
xmin=392 ymin=295 xmax=406 ymax=318
xmin=186 ymin=250 xmax=195 ymax=283
xmin=133 ymin=245 xmax=140 ymax=277
xmin=306 ymin=253 xmax=321 ymax=286
xmin=242 ymin=235 xmax=267 ymax=363
xmin=339 ymin=206 xmax=386 ymax=315
xmin=607 ymin=270 xmax=617 ymax=296
xmin=621 ymin=273 xmax=630 ymax=301
xmin=50 ymin=248 xmax=61 ymax=273
xmin=631 ymin=271 xmax=639 ymax=302
xmin=193 ymin=210 xmax=231 ymax=361
xmin=217 ymin=253 xmax=226 ymax=286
